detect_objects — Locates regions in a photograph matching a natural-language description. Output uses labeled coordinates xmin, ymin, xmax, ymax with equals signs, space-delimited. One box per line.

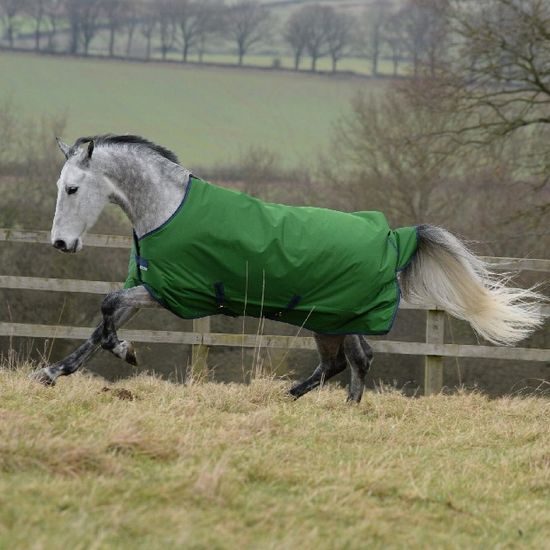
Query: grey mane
xmin=71 ymin=134 xmax=180 ymax=164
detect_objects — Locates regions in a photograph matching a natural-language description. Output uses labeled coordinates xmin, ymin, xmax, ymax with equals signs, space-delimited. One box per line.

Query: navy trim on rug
xmin=137 ymin=174 xmax=194 ymax=242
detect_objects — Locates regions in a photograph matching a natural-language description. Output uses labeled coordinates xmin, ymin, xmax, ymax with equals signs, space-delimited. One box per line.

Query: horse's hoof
xmin=288 ymin=386 xmax=302 ymax=400
xmin=111 ymin=340 xmax=138 ymax=365
xmin=346 ymin=393 xmax=363 ymax=404
xmin=125 ymin=343 xmax=138 ymax=366
xmin=30 ymin=368 xmax=56 ymax=387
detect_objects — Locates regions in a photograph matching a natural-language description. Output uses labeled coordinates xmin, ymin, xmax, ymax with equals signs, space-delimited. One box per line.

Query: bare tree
xmin=44 ymin=0 xmax=63 ymax=51
xmin=123 ymin=0 xmax=140 ymax=56
xmin=333 ymin=79 xmax=549 ymax=259
xmin=196 ymin=1 xmax=222 ymax=63
xmin=440 ymin=0 xmax=550 ymax=145
xmin=332 ymin=84 xmax=465 ymax=224
xmin=25 ymin=0 xmax=46 ymax=51
xmin=398 ymin=0 xmax=448 ymax=77
xmin=384 ymin=12 xmax=405 ymax=76
xmin=0 ymin=0 xmax=23 ymax=49
xmin=325 ymin=10 xmax=354 ymax=73
xmin=425 ymin=0 xmax=550 ymax=223
xmin=64 ymin=0 xmax=80 ymax=54
xmin=423 ymin=1 xmax=449 ymax=76
xmin=64 ymin=0 xmax=102 ymax=55
xmin=357 ymin=0 xmax=392 ymax=77
xmin=173 ymin=0 xmax=204 ymax=62
xmin=139 ymin=0 xmax=157 ymax=60
xmin=79 ymin=0 xmax=102 ymax=55
xmin=301 ymin=5 xmax=332 ymax=72
xmin=158 ymin=0 xmax=176 ymax=61
xmin=224 ymin=1 xmax=271 ymax=66
xmin=328 ymin=0 xmax=550 ymax=274
xmin=103 ymin=0 xmax=125 ymax=57
xmin=284 ymin=7 xmax=309 ymax=71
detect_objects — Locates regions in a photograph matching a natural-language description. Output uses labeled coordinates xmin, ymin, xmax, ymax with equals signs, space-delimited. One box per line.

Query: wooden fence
xmin=0 ymin=228 xmax=548 ymax=395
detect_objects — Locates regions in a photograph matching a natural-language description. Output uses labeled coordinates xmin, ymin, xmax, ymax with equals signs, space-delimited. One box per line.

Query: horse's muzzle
xmin=53 ymin=239 xmax=81 ymax=253
xmin=53 ymin=239 xmax=68 ymax=251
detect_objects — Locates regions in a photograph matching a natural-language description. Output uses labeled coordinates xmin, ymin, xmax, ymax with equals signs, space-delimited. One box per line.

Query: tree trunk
xmin=371 ymin=25 xmax=380 ymax=77
xmin=109 ymin=27 xmax=116 ymax=57
xmin=182 ymin=42 xmax=189 ymax=63
xmin=311 ymin=55 xmax=317 ymax=72
xmin=69 ymin=21 xmax=79 ymax=54
xmin=332 ymin=56 xmax=337 ymax=73
xmin=145 ymin=35 xmax=152 ymax=60
xmin=429 ymin=50 xmax=436 ymax=77
xmin=294 ymin=52 xmax=300 ymax=71
xmin=34 ymin=18 xmax=43 ymax=51
xmin=48 ymin=18 xmax=57 ymax=52
xmin=126 ymin=27 xmax=135 ymax=56
xmin=7 ymin=24 xmax=14 ymax=49
xmin=393 ymin=56 xmax=399 ymax=76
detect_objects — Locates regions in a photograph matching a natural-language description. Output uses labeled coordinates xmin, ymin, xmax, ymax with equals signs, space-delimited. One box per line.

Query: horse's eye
xmin=67 ymin=186 xmax=78 ymax=195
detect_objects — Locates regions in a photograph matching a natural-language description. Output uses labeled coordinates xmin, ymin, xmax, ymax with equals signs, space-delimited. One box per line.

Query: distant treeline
xmin=0 ymin=0 xmax=444 ymax=75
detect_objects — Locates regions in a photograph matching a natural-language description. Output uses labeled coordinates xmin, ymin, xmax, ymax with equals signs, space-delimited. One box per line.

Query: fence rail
xmin=1 ymin=229 xmax=548 ymax=395
xmin=0 ymin=322 xmax=547 ymax=362
xmin=3 ymin=229 xmax=550 ymax=271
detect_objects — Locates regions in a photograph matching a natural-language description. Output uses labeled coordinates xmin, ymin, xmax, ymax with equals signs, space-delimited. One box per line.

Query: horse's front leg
xmin=32 ymin=307 xmax=137 ymax=386
xmin=100 ymin=286 xmax=159 ymax=364
xmin=32 ymin=286 xmax=157 ymax=386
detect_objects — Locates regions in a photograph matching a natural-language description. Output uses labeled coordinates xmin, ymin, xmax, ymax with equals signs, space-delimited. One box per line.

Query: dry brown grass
xmin=0 ymin=363 xmax=549 ymax=549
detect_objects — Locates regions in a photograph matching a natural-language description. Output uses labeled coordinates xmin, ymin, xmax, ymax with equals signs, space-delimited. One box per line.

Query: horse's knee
xmin=101 ymin=291 xmax=122 ymax=317
xmin=101 ymin=293 xmax=122 ymax=348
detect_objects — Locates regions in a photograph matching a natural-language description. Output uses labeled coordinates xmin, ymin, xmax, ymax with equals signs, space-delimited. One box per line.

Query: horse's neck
xmin=100 ymin=148 xmax=190 ymax=238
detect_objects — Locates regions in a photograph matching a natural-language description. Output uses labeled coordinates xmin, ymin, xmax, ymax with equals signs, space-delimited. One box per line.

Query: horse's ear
xmin=86 ymin=140 xmax=94 ymax=160
xmin=56 ymin=137 xmax=71 ymax=159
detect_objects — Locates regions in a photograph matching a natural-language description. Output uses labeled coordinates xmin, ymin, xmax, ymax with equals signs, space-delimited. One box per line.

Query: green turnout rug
xmin=125 ymin=176 xmax=418 ymax=335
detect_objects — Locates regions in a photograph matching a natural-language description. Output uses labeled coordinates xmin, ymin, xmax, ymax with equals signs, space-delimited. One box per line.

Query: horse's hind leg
xmin=289 ymin=334 xmax=347 ymax=399
xmin=32 ymin=307 xmax=137 ymax=386
xmin=344 ymin=335 xmax=374 ymax=403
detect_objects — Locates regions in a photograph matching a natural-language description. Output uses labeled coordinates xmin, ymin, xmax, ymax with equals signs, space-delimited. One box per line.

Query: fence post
xmin=191 ymin=317 xmax=211 ymax=377
xmin=424 ymin=309 xmax=445 ymax=396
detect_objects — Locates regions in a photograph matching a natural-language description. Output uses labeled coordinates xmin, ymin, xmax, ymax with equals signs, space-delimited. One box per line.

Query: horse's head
xmin=51 ymin=138 xmax=112 ymax=253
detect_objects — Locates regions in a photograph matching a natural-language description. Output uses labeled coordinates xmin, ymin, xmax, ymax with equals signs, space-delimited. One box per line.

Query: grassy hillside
xmin=1 ymin=365 xmax=549 ymax=548
xmin=0 ymin=52 xmax=374 ymax=168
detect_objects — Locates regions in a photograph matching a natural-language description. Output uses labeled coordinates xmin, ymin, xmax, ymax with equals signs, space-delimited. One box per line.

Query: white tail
xmin=399 ymin=225 xmax=546 ymax=346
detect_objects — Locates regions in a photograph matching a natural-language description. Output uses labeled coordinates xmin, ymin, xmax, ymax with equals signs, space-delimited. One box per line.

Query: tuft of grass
xmin=0 ymin=363 xmax=549 ymax=548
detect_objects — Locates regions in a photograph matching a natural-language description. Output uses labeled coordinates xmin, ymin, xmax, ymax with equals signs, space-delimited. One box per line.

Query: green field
xmin=1 ymin=365 xmax=549 ymax=548
xmin=0 ymin=52 xmax=377 ymax=168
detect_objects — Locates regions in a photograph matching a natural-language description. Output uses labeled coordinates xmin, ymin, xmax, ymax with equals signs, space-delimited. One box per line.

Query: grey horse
xmin=33 ymin=135 xmax=544 ymax=401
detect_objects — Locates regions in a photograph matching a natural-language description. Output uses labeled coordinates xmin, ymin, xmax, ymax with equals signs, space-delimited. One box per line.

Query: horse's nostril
xmin=53 ymin=239 xmax=67 ymax=251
